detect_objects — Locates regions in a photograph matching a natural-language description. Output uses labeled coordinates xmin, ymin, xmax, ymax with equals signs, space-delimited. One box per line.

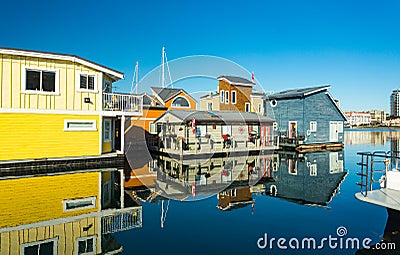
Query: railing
xmin=103 ymin=93 xmax=143 ymax=114
xmin=101 ymin=207 xmax=142 ymax=234
xmin=356 ymin=151 xmax=393 ymax=197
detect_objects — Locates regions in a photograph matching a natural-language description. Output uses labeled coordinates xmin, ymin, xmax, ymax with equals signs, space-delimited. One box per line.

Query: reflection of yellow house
xmin=0 ymin=171 xmax=141 ymax=255
xmin=0 ymin=47 xmax=143 ymax=161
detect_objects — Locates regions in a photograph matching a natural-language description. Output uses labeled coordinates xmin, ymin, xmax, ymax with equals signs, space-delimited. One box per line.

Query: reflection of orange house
xmin=124 ymin=87 xmax=197 ymax=189
xmin=217 ymin=186 xmax=254 ymax=211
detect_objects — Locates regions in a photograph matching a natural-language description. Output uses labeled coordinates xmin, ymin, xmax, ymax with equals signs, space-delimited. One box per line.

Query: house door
xmin=288 ymin=121 xmax=297 ymax=138
xmin=114 ymin=119 xmax=121 ymax=151
xmin=329 ymin=121 xmax=339 ymax=142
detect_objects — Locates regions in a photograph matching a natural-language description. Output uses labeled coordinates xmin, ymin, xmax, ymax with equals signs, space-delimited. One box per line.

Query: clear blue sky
xmin=1 ymin=0 xmax=400 ymax=111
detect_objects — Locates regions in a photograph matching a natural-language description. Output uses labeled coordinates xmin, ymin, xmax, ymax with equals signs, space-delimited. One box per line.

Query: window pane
xmin=39 ymin=241 xmax=54 ymax=255
xmin=66 ymin=199 xmax=94 ymax=210
xmin=172 ymin=97 xmax=189 ymax=107
xmin=42 ymin=72 xmax=56 ymax=92
xmin=67 ymin=122 xmax=94 ymax=129
xmin=86 ymin=238 xmax=94 ymax=252
xmin=88 ymin=75 xmax=95 ymax=90
xmin=80 ymin=75 xmax=87 ymax=89
xmin=26 ymin=70 xmax=40 ymax=90
xmin=78 ymin=240 xmax=86 ymax=253
xmin=24 ymin=245 xmax=38 ymax=255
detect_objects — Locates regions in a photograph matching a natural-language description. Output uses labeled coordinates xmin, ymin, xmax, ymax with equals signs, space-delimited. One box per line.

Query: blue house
xmin=265 ymin=85 xmax=347 ymax=150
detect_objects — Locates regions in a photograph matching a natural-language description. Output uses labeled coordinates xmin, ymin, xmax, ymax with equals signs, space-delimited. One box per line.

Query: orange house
xmin=124 ymin=87 xmax=197 ymax=189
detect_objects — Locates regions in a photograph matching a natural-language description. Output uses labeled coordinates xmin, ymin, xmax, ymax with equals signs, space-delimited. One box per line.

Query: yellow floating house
xmin=0 ymin=170 xmax=142 ymax=255
xmin=0 ymin=47 xmax=143 ymax=161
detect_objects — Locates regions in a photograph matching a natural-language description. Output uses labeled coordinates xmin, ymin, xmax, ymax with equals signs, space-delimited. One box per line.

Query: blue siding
xmin=266 ymin=92 xmax=346 ymax=144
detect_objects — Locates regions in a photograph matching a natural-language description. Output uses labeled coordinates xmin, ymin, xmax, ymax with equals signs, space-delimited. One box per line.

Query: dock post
xmin=119 ymin=169 xmax=125 ymax=208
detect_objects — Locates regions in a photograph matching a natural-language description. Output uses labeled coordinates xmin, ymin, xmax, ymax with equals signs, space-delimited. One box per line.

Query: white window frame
xmin=103 ymin=119 xmax=112 ymax=141
xmin=75 ymin=235 xmax=97 ymax=255
xmin=77 ymin=72 xmax=98 ymax=93
xmin=22 ymin=67 xmax=60 ymax=95
xmin=231 ymin=90 xmax=237 ymax=104
xmin=337 ymin=121 xmax=343 ymax=133
xmin=207 ymin=102 xmax=213 ymax=111
xmin=171 ymin=96 xmax=190 ymax=108
xmin=310 ymin=164 xmax=317 ymax=176
xmin=310 ymin=121 xmax=317 ymax=132
xmin=225 ymin=91 xmax=229 ymax=104
xmin=245 ymin=102 xmax=251 ymax=112
xmin=149 ymin=122 xmax=157 ymax=134
xmin=21 ymin=237 xmax=58 ymax=255
xmin=220 ymin=90 xmax=224 ymax=103
xmin=64 ymin=120 xmax=97 ymax=131
xmin=63 ymin=196 xmax=96 ymax=212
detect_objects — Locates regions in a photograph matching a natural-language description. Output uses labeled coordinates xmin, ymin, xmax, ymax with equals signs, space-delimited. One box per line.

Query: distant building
xmin=344 ymin=112 xmax=371 ymax=126
xmin=369 ymin=109 xmax=386 ymax=124
xmin=390 ymin=89 xmax=400 ymax=117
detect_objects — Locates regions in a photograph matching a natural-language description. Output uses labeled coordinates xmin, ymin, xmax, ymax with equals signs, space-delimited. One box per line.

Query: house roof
xmin=142 ymin=93 xmax=163 ymax=106
xmin=155 ymin=110 xmax=275 ymax=124
xmin=268 ymin=85 xmax=330 ymax=100
xmin=268 ymin=85 xmax=348 ymax=121
xmin=150 ymin=87 xmax=197 ymax=104
xmin=218 ymin=75 xmax=255 ymax=86
xmin=0 ymin=47 xmax=124 ymax=81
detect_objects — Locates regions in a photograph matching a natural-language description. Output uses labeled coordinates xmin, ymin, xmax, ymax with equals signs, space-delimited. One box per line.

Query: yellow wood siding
xmin=0 ymin=53 xmax=103 ymax=111
xmin=0 ymin=113 xmax=100 ymax=160
xmin=0 ymin=172 xmax=99 ymax=229
xmin=0 ymin=217 xmax=100 ymax=255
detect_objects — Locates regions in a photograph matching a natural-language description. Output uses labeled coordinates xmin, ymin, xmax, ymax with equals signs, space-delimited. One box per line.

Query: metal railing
xmin=356 ymin=151 xmax=395 ymax=197
xmin=102 ymin=207 xmax=142 ymax=234
xmin=103 ymin=93 xmax=143 ymax=113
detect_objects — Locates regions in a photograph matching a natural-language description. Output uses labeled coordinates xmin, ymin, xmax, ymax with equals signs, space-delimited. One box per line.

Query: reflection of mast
xmin=161 ymin=199 xmax=170 ymax=228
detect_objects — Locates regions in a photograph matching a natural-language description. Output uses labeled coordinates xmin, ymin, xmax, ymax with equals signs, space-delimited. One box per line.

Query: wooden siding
xmin=218 ymin=80 xmax=252 ymax=111
xmin=0 ymin=113 xmax=100 ymax=160
xmin=0 ymin=216 xmax=100 ymax=255
xmin=270 ymin=92 xmax=345 ymax=144
xmin=0 ymin=53 xmax=107 ymax=112
xmin=0 ymin=172 xmax=100 ymax=229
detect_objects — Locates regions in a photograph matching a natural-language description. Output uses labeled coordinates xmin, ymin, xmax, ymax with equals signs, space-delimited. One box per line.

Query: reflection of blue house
xmin=265 ymin=150 xmax=347 ymax=206
xmin=266 ymin=86 xmax=347 ymax=150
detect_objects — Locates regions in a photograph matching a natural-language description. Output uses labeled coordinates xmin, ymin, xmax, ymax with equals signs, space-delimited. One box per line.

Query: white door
xmin=329 ymin=121 xmax=338 ymax=142
xmin=329 ymin=152 xmax=344 ymax=174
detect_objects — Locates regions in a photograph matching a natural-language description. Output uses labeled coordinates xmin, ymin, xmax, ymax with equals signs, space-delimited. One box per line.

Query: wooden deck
xmin=355 ymin=188 xmax=400 ymax=211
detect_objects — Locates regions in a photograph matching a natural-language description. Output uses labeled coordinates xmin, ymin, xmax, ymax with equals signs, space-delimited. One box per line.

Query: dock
xmin=355 ymin=189 xmax=400 ymax=211
xmin=0 ymin=153 xmax=125 ymax=178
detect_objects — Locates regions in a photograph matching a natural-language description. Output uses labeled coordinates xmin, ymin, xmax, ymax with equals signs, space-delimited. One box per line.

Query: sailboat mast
xmin=135 ymin=61 xmax=139 ymax=94
xmin=161 ymin=46 xmax=165 ymax=88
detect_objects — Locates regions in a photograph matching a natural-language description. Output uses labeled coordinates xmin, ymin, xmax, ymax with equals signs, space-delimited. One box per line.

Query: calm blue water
xmin=116 ymin=130 xmax=399 ymax=255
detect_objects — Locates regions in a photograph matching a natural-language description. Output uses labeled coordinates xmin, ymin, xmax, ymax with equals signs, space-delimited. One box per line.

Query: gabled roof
xmin=0 ymin=47 xmax=124 ymax=81
xmin=150 ymin=87 xmax=197 ymax=104
xmin=142 ymin=93 xmax=163 ymax=106
xmin=155 ymin=110 xmax=274 ymax=124
xmin=268 ymin=85 xmax=347 ymax=121
xmin=218 ymin=75 xmax=255 ymax=87
xmin=268 ymin=85 xmax=330 ymax=100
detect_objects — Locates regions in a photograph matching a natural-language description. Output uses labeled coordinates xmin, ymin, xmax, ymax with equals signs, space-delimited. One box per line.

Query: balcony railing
xmin=103 ymin=93 xmax=143 ymax=114
xmin=102 ymin=207 xmax=142 ymax=234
